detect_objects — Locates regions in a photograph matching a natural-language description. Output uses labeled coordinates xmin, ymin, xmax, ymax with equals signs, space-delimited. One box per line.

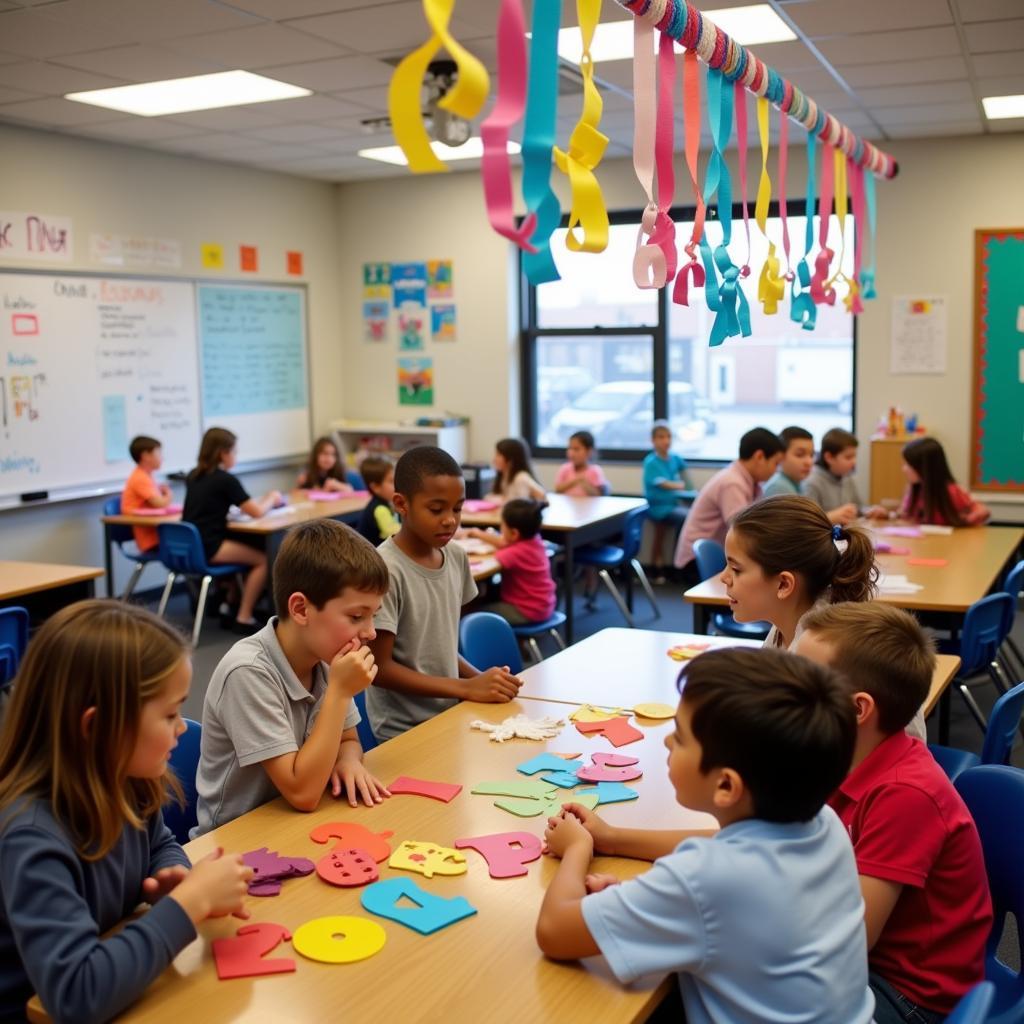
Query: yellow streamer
xmin=826 ymin=146 xmax=858 ymax=310
xmin=755 ymin=98 xmax=785 ymax=314
xmin=388 ymin=0 xmax=490 ymax=173
xmin=552 ymin=0 xmax=610 ymax=253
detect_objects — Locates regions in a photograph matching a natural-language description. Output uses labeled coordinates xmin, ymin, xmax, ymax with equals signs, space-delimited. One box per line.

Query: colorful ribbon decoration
xmin=479 ymin=0 xmax=537 ymax=251
xmin=825 ymin=147 xmax=860 ymax=314
xmin=862 ymin=169 xmax=878 ymax=299
xmin=631 ymin=16 xmax=665 ymax=289
xmin=755 ymin=97 xmax=785 ymax=314
xmin=778 ymin=104 xmax=793 ymax=280
xmin=790 ymin=129 xmax=817 ymax=331
xmin=553 ymin=0 xmax=610 ymax=255
xmin=809 ymin=141 xmax=837 ymax=306
xmin=651 ymin=31 xmax=678 ymax=279
xmin=734 ymin=81 xmax=752 ymax=279
xmin=847 ymin=158 xmax=867 ymax=315
xmin=388 ymin=0 xmax=489 ymax=173
xmin=521 ymin=0 xmax=564 ymax=285
xmin=672 ymin=47 xmax=706 ymax=307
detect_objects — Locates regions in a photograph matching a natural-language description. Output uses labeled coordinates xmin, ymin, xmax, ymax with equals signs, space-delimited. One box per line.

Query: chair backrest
xmin=980 ymin=680 xmax=1024 ymax=767
xmin=157 ymin=521 xmax=209 ymax=576
xmin=959 ymin=593 xmax=1016 ymax=675
xmin=458 ymin=612 xmax=524 ymax=675
xmin=164 ymin=718 xmax=202 ymax=844
xmin=693 ymin=538 xmax=726 ymax=582
xmin=353 ymin=690 xmax=378 ymax=753
xmin=946 ymin=982 xmax=996 ymax=1024
xmin=103 ymin=495 xmax=137 ymax=547
xmin=0 ymin=644 xmax=17 ymax=689
xmin=620 ymin=506 xmax=648 ymax=561
xmin=1004 ymin=560 xmax=1024 ymax=604
xmin=346 ymin=469 xmax=366 ymax=490
xmin=0 ymin=607 xmax=29 ymax=683
xmin=955 ymin=765 xmax=1024 ymax=1023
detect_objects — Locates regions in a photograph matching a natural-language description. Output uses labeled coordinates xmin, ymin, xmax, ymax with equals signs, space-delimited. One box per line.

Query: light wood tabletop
xmin=460 ymin=493 xmax=648 ymax=531
xmin=42 ymin=698 xmax=706 ymax=1024
xmin=924 ymin=654 xmax=961 ymax=718
xmin=0 ymin=561 xmax=104 ymax=601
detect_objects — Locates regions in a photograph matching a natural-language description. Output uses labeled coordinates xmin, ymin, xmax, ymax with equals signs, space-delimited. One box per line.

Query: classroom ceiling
xmin=0 ymin=0 xmax=1020 ymax=182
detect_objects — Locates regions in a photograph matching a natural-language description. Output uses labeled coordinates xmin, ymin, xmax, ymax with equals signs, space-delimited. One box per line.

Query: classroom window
xmin=521 ymin=205 xmax=856 ymax=463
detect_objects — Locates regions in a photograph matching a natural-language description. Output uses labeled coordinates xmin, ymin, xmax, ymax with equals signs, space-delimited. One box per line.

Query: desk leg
xmin=104 ymin=524 xmax=115 ymax=599
xmin=564 ymin=540 xmax=575 ymax=645
xmin=693 ymin=603 xmax=711 ymax=636
xmin=938 ymin=689 xmax=951 ymax=745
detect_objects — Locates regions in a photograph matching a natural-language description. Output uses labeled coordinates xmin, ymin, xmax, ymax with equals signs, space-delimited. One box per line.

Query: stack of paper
xmin=876 ymin=573 xmax=924 ymax=595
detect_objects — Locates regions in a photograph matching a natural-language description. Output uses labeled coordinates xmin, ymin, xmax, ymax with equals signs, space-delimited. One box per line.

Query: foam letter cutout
xmin=389 ymin=840 xmax=467 ymax=878
xmin=212 ymin=923 xmax=296 ymax=980
xmin=241 ymin=848 xmax=315 ymax=897
xmin=361 ymin=877 xmax=477 ymax=934
xmin=316 ymin=848 xmax=380 ymax=888
xmin=309 ymin=822 xmax=394 ymax=862
xmin=576 ymin=782 xmax=640 ymax=806
xmin=539 ymin=770 xmax=583 ymax=789
xmin=592 ymin=752 xmax=639 ymax=767
xmin=454 ymin=831 xmax=543 ymax=878
xmin=517 ymin=753 xmax=584 ymax=776
xmin=576 ymin=763 xmax=643 ymax=783
xmin=633 ymin=702 xmax=675 ymax=720
xmin=568 ymin=704 xmax=627 ymax=722
xmin=471 ymin=779 xmax=558 ymax=800
xmin=494 ymin=791 xmax=599 ymax=818
xmin=292 ymin=916 xmax=386 ymax=964
xmin=575 ymin=716 xmax=644 ymax=747
xmin=388 ymin=775 xmax=463 ymax=802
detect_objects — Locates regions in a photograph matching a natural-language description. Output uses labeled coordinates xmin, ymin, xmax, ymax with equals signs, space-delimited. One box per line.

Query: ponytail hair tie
xmin=832 ymin=524 xmax=842 ymax=541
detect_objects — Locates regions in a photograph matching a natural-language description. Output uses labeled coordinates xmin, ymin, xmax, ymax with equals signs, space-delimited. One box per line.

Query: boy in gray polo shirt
xmin=368 ymin=446 xmax=522 ymax=741
xmin=193 ymin=520 xmax=392 ymax=836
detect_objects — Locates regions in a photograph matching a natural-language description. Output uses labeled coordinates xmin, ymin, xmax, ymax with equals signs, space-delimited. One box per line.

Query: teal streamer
xmin=861 ymin=170 xmax=877 ymax=299
xmin=790 ymin=129 xmax=817 ymax=331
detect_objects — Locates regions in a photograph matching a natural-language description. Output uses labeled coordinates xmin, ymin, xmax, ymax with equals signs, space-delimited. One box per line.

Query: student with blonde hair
xmin=0 ymin=601 xmax=251 ymax=1023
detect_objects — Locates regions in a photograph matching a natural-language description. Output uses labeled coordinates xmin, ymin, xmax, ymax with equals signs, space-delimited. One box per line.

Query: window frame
xmin=519 ymin=199 xmax=858 ymax=466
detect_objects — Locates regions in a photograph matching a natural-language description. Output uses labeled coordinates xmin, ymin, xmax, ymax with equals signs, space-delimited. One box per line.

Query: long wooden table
xmin=36 ymin=698 xmax=709 ymax=1024
xmin=0 ymin=561 xmax=104 ymax=624
xmin=462 ymin=495 xmax=650 ymax=644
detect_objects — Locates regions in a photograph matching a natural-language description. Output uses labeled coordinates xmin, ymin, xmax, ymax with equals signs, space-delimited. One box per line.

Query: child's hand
xmin=328 ymin=641 xmax=378 ymax=697
xmin=585 ymin=873 xmax=620 ymax=894
xmin=559 ymin=802 xmax=615 ymax=854
xmin=171 ymin=848 xmax=252 ymax=924
xmin=141 ymin=864 xmax=189 ymax=903
xmin=865 ymin=504 xmax=890 ymax=520
xmin=462 ymin=666 xmax=521 ymax=703
xmin=330 ymin=761 xmax=391 ymax=807
xmin=543 ymin=809 xmax=594 ymax=860
xmin=829 ymin=503 xmax=858 ymax=526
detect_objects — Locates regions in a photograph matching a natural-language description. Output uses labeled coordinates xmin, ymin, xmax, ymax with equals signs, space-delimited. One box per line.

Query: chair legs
xmin=526 ymin=638 xmax=543 ymax=664
xmin=157 ymin=573 xmax=177 ymax=617
xmin=192 ymin=575 xmax=213 ymax=647
xmin=1005 ymin=636 xmax=1024 ymax=679
xmin=630 ymin=558 xmax=662 ymax=619
xmin=122 ymin=561 xmax=146 ymax=600
xmin=958 ymin=684 xmax=988 ymax=732
xmin=597 ymin=569 xmax=634 ymax=628
xmin=549 ymin=628 xmax=566 ymax=651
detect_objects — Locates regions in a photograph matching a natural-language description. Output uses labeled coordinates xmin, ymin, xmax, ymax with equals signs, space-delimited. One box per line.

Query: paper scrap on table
xmin=568 ymin=704 xmax=628 ymax=722
xmin=471 ymin=713 xmax=564 ymax=742
xmin=919 ymin=524 xmax=954 ymax=536
xmin=667 ymin=643 xmax=711 ymax=661
xmin=874 ymin=542 xmax=911 ymax=555
xmin=906 ymin=557 xmax=948 ymax=567
xmin=306 ymin=489 xmax=369 ymax=502
xmin=881 ymin=526 xmax=923 ymax=538
xmin=876 ymin=574 xmax=924 ymax=595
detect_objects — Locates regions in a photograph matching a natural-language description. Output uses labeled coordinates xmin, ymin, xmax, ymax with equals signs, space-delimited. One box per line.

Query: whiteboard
xmin=0 ymin=273 xmax=311 ymax=501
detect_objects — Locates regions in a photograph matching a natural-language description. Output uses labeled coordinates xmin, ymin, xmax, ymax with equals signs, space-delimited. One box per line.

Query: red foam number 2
xmin=212 ymin=922 xmax=296 ymax=980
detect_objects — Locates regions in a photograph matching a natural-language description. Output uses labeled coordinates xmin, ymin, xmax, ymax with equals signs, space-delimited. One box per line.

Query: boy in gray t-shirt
xmin=193 ymin=520 xmax=392 ymax=836
xmin=368 ymin=446 xmax=522 ymax=741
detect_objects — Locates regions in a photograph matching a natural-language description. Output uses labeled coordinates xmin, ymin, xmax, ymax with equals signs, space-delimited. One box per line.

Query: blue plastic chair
xmin=353 ymin=690 xmax=378 ymax=753
xmin=947 ymin=982 xmax=996 ymax=1024
xmin=156 ymin=522 xmax=247 ymax=646
xmin=942 ymin=593 xmax=1017 ymax=731
xmin=346 ymin=469 xmax=366 ymax=491
xmin=103 ymin=496 xmax=165 ymax=600
xmin=1001 ymin=559 xmax=1023 ymax=678
xmin=164 ymin=718 xmax=201 ymax=844
xmin=459 ymin=612 xmax=524 ymax=674
xmin=954 ymin=765 xmax=1024 ymax=1024
xmin=574 ymin=507 xmax=660 ymax=627
xmin=930 ymin=680 xmax=1024 ymax=782
xmin=512 ymin=612 xmax=567 ymax=664
xmin=692 ymin=538 xmax=771 ymax=641
xmin=0 ymin=606 xmax=28 ymax=689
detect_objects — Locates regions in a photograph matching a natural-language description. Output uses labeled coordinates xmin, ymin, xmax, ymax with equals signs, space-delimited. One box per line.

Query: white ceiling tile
xmin=0 ymin=59 xmax=125 ymax=93
xmin=965 ymin=19 xmax=1024 ymax=53
xmin=786 ymin=0 xmax=951 ymax=37
xmin=971 ymin=51 xmax=1024 ymax=77
xmin=313 ymin=129 xmax=394 ymax=153
xmin=977 ymin=74 xmax=1024 ymax=97
xmin=164 ymin=23 xmax=348 ymax=68
xmin=0 ymin=84 xmax=40 ymax=103
xmin=873 ymin=101 xmax=981 ymax=126
xmin=744 ymin=39 xmax=822 ymax=72
xmin=233 ymin=93 xmax=374 ymax=123
xmin=814 ymin=108 xmax=878 ymax=130
xmin=158 ymin=106 xmax=285 ymax=131
xmin=241 ymin=122 xmax=347 ymax=143
xmin=225 ymin=141 xmax=327 ymax=162
xmin=853 ymin=79 xmax=975 ymax=109
xmin=987 ymin=115 xmax=1024 ymax=131
xmin=73 ymin=117 xmax=206 ymax=141
xmin=259 ymin=55 xmax=393 ymax=92
xmin=330 ymin=84 xmax=389 ymax=112
xmin=815 ymin=26 xmax=961 ymax=65
xmin=883 ymin=120 xmax=984 ymax=138
xmin=0 ymin=95 xmax=126 ymax=125
xmin=46 ymin=0 xmax=261 ymax=43
xmin=156 ymin=131 xmax=266 ymax=154
xmin=56 ymin=44 xmax=224 ymax=81
xmin=221 ymin=0 xmax=366 ymax=17
xmin=0 ymin=7 xmax=137 ymax=58
xmin=840 ymin=55 xmax=969 ymax=87
xmin=955 ymin=0 xmax=1024 ymax=23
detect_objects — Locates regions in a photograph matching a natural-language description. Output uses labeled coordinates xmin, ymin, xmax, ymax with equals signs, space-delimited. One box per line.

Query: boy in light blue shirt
xmin=642 ymin=420 xmax=692 ymax=581
xmin=763 ymin=425 xmax=814 ymax=498
xmin=536 ymin=647 xmax=873 ymax=1024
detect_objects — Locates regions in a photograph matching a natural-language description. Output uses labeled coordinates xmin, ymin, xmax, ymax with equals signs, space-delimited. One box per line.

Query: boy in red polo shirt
xmin=796 ymin=602 xmax=991 ymax=1024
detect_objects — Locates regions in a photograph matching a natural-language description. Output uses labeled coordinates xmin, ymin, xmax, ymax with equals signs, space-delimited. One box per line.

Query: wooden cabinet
xmin=870 ymin=435 xmax=922 ymax=505
xmin=329 ymin=419 xmax=468 ymax=467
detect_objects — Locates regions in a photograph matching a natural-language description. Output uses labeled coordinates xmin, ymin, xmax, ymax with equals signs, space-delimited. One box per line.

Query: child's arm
xmin=239 ymin=490 xmax=283 ymax=518
xmin=329 ymin=727 xmax=391 ymax=807
xmin=465 ymin=526 xmax=505 ymax=546
xmin=260 ymin=642 xmax=376 ymax=811
xmin=859 ymin=875 xmax=903 ymax=950
xmin=561 ymin=802 xmax=712 ymax=861
xmin=536 ymin=811 xmax=602 ymax=959
xmin=146 ymin=486 xmax=173 ymax=509
xmin=371 ymin=632 xmax=521 ymax=703
xmin=525 ymin=474 xmax=547 ymax=501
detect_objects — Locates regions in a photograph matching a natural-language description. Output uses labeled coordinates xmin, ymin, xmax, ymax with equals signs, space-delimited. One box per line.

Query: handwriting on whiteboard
xmin=0 ymin=212 xmax=73 ymax=262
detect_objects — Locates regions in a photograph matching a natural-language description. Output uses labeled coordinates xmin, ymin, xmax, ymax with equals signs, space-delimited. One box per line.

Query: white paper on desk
xmin=454 ymin=537 xmax=494 ymax=555
xmin=227 ymin=504 xmax=294 ymax=522
xmin=877 ymin=573 xmax=924 ymax=595
xmin=919 ymin=524 xmax=953 ymax=536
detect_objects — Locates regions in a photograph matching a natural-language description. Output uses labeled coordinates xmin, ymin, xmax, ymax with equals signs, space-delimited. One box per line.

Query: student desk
xmin=461 ymin=495 xmax=650 ymax=644
xmin=31 ymin=699 xmax=712 ymax=1024
xmin=0 ymin=560 xmax=104 ymax=622
xmin=101 ymin=491 xmax=370 ymax=596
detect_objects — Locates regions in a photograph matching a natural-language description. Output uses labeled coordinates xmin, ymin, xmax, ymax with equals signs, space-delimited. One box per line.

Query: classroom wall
xmin=0 ymin=123 xmax=345 ymax=585
xmin=335 ymin=132 xmax=1024 ymax=522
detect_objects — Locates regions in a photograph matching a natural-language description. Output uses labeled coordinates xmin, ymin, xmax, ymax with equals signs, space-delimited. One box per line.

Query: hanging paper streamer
xmin=388 ymin=0 xmax=489 ymax=173
xmin=754 ymin=98 xmax=785 ymax=314
xmin=631 ymin=16 xmax=665 ymax=289
xmin=553 ymin=0 xmax=610 ymax=255
xmin=672 ymin=48 xmax=705 ymax=307
xmin=862 ymin=169 xmax=878 ymax=299
xmin=825 ymin=146 xmax=859 ymax=313
xmin=521 ymin=0 xmax=564 ymax=285
xmin=790 ymin=130 xmax=817 ymax=331
xmin=650 ymin=31 xmax=678 ymax=279
xmin=809 ymin=142 xmax=837 ymax=307
xmin=847 ymin=158 xmax=867 ymax=315
xmin=778 ymin=106 xmax=792 ymax=281
xmin=734 ymin=82 xmax=752 ymax=280
xmin=480 ymin=0 xmax=537 ymax=251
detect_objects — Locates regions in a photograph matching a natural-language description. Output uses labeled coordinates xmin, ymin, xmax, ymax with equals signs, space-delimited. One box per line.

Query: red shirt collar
xmin=837 ymin=731 xmax=916 ymax=802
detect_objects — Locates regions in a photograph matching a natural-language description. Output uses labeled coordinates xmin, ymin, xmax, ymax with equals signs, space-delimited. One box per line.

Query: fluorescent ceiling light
xmin=65 ymin=71 xmax=311 ymax=117
xmin=554 ymin=5 xmax=795 ymax=62
xmin=358 ymin=137 xmax=520 ymax=166
xmin=982 ymin=94 xmax=1024 ymax=119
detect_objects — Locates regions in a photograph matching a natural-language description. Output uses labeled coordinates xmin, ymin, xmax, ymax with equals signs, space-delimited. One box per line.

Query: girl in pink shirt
xmin=467 ymin=500 xmax=556 ymax=625
xmin=899 ymin=437 xmax=990 ymax=527
xmin=554 ymin=431 xmax=610 ymax=497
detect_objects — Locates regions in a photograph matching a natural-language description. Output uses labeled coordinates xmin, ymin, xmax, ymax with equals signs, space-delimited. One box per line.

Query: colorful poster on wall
xmin=431 ymin=304 xmax=456 ymax=342
xmin=363 ymin=300 xmax=390 ymax=342
xmin=239 ymin=245 xmax=258 ymax=272
xmin=427 ymin=259 xmax=453 ymax=299
xmin=200 ymin=242 xmax=224 ymax=269
xmin=398 ymin=305 xmax=426 ymax=350
xmin=398 ymin=356 xmax=433 ymax=405
xmin=391 ymin=262 xmax=427 ymax=308
xmin=287 ymin=250 xmax=304 ymax=275
xmin=363 ymin=262 xmax=390 ymax=300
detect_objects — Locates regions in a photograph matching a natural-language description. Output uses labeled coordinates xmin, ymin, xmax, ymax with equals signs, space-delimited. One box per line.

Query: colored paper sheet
xmin=363 ymin=262 xmax=390 ymax=300
xmin=200 ymin=242 xmax=224 ymax=269
xmin=239 ymin=245 xmax=258 ymax=272
xmin=286 ymin=250 xmax=303 ymax=275
xmin=392 ymin=262 xmax=428 ymax=309
xmin=906 ymin=557 xmax=948 ymax=567
xmin=363 ymin=300 xmax=389 ymax=342
xmin=427 ymin=259 xmax=453 ymax=298
xmin=101 ymin=394 xmax=127 ymax=463
xmin=398 ymin=304 xmax=426 ymax=350
xmin=398 ymin=357 xmax=433 ymax=406
xmin=431 ymin=304 xmax=456 ymax=341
